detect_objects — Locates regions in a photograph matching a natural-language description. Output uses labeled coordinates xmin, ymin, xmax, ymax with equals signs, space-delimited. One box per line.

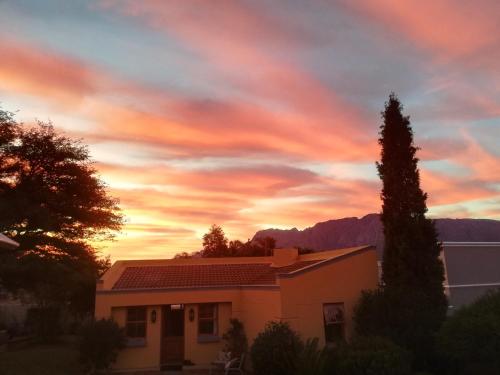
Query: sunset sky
xmin=1 ymin=1 xmax=499 ymax=260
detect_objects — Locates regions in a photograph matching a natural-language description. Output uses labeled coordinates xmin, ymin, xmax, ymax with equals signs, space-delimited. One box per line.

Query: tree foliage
xmin=377 ymin=94 xmax=445 ymax=299
xmin=79 ymin=318 xmax=126 ymax=374
xmin=201 ymin=224 xmax=229 ymax=257
xmin=0 ymin=108 xmax=122 ymax=313
xmin=193 ymin=224 xmax=276 ymax=258
xmin=437 ymin=290 xmax=500 ymax=375
xmin=333 ymin=336 xmax=411 ymax=375
xmin=355 ymin=95 xmax=447 ymax=368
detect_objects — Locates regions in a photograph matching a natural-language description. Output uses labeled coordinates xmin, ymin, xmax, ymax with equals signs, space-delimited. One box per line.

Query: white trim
xmin=445 ymin=282 xmax=500 ymax=289
xmin=442 ymin=242 xmax=500 ymax=247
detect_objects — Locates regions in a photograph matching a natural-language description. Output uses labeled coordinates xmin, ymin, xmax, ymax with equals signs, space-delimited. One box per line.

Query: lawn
xmin=0 ymin=342 xmax=85 ymax=375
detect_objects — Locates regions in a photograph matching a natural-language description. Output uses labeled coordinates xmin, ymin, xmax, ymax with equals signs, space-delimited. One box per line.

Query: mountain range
xmin=252 ymin=213 xmax=500 ymax=257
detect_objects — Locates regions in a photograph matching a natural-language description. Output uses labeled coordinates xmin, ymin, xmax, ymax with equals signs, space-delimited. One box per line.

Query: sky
xmin=0 ymin=1 xmax=499 ymax=260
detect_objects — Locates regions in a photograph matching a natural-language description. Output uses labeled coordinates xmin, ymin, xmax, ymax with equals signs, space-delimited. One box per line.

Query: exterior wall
xmin=443 ymin=243 xmax=500 ymax=310
xmin=95 ymin=287 xmax=280 ymax=370
xmin=238 ymin=289 xmax=281 ymax=345
xmin=279 ymin=249 xmax=378 ymax=345
xmin=111 ymin=305 xmax=162 ymax=371
xmin=184 ymin=302 xmax=232 ymax=365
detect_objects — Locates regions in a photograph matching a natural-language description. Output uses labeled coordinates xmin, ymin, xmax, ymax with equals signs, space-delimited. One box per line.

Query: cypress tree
xmin=376 ymin=93 xmax=447 ymax=365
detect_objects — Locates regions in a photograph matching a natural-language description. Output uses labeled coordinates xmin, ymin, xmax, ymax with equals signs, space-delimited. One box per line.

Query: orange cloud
xmin=0 ymin=37 xmax=99 ymax=107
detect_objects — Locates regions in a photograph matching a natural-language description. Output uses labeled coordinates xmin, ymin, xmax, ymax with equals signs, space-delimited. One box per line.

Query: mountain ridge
xmin=252 ymin=213 xmax=500 ymax=257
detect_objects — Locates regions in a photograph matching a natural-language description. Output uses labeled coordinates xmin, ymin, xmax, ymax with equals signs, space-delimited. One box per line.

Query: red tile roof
xmin=112 ymin=260 xmax=320 ymax=290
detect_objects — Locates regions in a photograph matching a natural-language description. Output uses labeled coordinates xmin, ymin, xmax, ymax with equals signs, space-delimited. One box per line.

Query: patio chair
xmin=224 ymin=353 xmax=246 ymax=375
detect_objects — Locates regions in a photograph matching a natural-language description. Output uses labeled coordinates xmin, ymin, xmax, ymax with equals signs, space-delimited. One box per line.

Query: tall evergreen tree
xmin=379 ymin=94 xmax=447 ymax=362
xmin=354 ymin=95 xmax=447 ymax=370
xmin=377 ymin=94 xmax=445 ymax=299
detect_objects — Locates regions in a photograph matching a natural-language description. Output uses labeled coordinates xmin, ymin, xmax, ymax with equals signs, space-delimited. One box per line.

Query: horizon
xmin=1 ymin=1 xmax=499 ymax=260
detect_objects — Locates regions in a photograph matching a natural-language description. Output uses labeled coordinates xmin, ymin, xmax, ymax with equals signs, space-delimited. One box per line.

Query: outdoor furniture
xmin=209 ymin=351 xmax=231 ymax=375
xmin=224 ymin=353 xmax=246 ymax=375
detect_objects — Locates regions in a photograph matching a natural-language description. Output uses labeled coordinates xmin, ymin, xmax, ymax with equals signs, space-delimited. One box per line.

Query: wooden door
xmin=161 ymin=305 xmax=185 ymax=366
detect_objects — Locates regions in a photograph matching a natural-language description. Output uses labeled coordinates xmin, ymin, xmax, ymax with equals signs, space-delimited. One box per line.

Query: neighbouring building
xmin=442 ymin=242 xmax=500 ymax=310
xmin=375 ymin=242 xmax=500 ymax=312
xmin=95 ymin=246 xmax=378 ymax=372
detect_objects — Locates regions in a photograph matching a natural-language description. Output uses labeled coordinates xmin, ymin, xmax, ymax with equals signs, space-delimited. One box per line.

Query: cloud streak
xmin=0 ymin=1 xmax=498 ymax=259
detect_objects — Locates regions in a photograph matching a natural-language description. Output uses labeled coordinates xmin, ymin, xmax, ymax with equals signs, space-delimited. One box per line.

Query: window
xmin=198 ymin=303 xmax=218 ymax=337
xmin=126 ymin=307 xmax=147 ymax=338
xmin=323 ymin=303 xmax=345 ymax=344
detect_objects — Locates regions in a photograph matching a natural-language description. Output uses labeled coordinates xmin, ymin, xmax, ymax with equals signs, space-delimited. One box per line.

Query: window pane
xmin=323 ymin=303 xmax=345 ymax=343
xmin=199 ymin=304 xmax=214 ymax=319
xmin=127 ymin=306 xmax=146 ymax=322
xmin=126 ymin=307 xmax=147 ymax=338
xmin=199 ymin=320 xmax=214 ymax=335
xmin=323 ymin=303 xmax=345 ymax=324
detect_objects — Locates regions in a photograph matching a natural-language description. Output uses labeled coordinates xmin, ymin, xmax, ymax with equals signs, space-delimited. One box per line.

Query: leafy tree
xmin=0 ymin=109 xmax=122 ymax=314
xmin=201 ymin=224 xmax=229 ymax=257
xmin=355 ymin=95 xmax=447 ymax=368
xmin=200 ymin=224 xmax=276 ymax=258
xmin=437 ymin=290 xmax=500 ymax=375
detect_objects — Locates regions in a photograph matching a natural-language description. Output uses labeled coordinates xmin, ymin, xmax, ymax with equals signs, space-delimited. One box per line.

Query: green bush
xmin=437 ymin=290 xmax=500 ymax=375
xmin=353 ymin=288 xmax=444 ymax=370
xmin=333 ymin=336 xmax=412 ymax=375
xmin=222 ymin=318 xmax=248 ymax=359
xmin=25 ymin=306 xmax=61 ymax=342
xmin=295 ymin=337 xmax=331 ymax=375
xmin=251 ymin=321 xmax=304 ymax=375
xmin=79 ymin=318 xmax=126 ymax=374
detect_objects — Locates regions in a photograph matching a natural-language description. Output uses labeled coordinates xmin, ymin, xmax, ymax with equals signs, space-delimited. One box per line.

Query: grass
xmin=0 ymin=341 xmax=85 ymax=375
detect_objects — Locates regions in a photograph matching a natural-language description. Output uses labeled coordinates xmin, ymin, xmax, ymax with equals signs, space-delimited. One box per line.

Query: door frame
xmin=160 ymin=304 xmax=185 ymax=368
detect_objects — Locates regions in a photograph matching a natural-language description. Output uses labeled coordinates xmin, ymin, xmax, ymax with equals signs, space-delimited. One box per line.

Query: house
xmin=442 ymin=242 xmax=500 ymax=310
xmin=95 ymin=245 xmax=378 ymax=372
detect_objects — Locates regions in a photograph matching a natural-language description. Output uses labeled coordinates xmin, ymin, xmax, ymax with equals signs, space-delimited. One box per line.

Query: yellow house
xmin=95 ymin=246 xmax=378 ymax=372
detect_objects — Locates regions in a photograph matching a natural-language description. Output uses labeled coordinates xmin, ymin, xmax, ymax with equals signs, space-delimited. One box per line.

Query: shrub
xmin=353 ymin=288 xmax=444 ymax=369
xmin=222 ymin=318 xmax=248 ymax=359
xmin=25 ymin=306 xmax=61 ymax=342
xmin=437 ymin=290 xmax=500 ymax=375
xmin=295 ymin=337 xmax=332 ymax=375
xmin=79 ymin=318 xmax=126 ymax=374
xmin=251 ymin=321 xmax=303 ymax=375
xmin=333 ymin=336 xmax=412 ymax=375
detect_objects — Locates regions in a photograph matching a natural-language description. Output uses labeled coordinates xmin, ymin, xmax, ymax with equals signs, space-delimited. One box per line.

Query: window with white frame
xmin=323 ymin=303 xmax=345 ymax=344
xmin=126 ymin=306 xmax=147 ymax=338
xmin=198 ymin=303 xmax=218 ymax=336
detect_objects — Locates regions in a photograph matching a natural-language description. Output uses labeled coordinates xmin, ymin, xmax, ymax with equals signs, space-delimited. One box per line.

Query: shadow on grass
xmin=0 ymin=340 xmax=85 ymax=375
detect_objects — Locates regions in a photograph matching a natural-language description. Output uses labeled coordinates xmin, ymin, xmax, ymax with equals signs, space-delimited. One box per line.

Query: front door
xmin=161 ymin=305 xmax=185 ymax=367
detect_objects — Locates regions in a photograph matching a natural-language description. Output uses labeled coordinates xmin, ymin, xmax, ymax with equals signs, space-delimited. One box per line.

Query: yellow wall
xmin=279 ymin=249 xmax=378 ymax=345
xmin=96 ymin=288 xmax=280 ymax=370
xmin=183 ymin=302 xmax=232 ymax=365
xmin=111 ymin=306 xmax=162 ymax=371
xmin=238 ymin=289 xmax=281 ymax=345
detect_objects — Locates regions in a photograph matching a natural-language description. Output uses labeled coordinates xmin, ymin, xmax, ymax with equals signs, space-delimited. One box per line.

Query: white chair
xmin=224 ymin=353 xmax=246 ymax=375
